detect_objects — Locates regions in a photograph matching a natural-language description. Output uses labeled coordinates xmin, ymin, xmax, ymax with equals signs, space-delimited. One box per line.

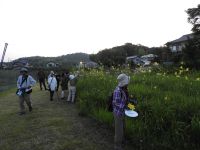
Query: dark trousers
xmin=56 ymin=81 xmax=60 ymax=91
xmin=39 ymin=79 xmax=47 ymax=90
xmin=49 ymin=90 xmax=54 ymax=100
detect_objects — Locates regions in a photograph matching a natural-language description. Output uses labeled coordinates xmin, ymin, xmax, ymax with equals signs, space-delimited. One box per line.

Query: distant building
xmin=126 ymin=56 xmax=145 ymax=66
xmin=12 ymin=59 xmax=32 ymax=69
xmin=46 ymin=62 xmax=59 ymax=68
xmin=126 ymin=54 xmax=159 ymax=67
xmin=141 ymin=54 xmax=158 ymax=61
xmin=85 ymin=61 xmax=98 ymax=68
xmin=79 ymin=61 xmax=98 ymax=69
xmin=1 ymin=63 xmax=8 ymax=69
xmin=166 ymin=33 xmax=194 ymax=53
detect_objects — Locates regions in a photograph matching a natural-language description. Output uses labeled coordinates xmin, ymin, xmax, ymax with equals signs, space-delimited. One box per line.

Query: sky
xmin=0 ymin=0 xmax=199 ymax=61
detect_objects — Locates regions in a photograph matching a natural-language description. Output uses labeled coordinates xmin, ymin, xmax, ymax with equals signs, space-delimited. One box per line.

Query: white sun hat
xmin=69 ymin=75 xmax=75 ymax=80
xmin=117 ymin=73 xmax=130 ymax=87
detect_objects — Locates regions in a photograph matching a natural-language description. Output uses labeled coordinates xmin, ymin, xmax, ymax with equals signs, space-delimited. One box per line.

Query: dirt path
xmin=0 ymin=86 xmax=132 ymax=150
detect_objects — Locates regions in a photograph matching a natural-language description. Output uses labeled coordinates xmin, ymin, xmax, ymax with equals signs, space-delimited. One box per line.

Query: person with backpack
xmin=112 ymin=73 xmax=130 ymax=150
xmin=16 ymin=68 xmax=36 ymax=115
xmin=48 ymin=71 xmax=57 ymax=101
xmin=60 ymin=71 xmax=69 ymax=99
xmin=67 ymin=74 xmax=78 ymax=103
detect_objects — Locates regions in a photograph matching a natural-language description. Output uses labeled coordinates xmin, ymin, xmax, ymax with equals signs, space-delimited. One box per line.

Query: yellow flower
xmin=164 ymin=96 xmax=168 ymax=100
xmin=185 ymin=68 xmax=189 ymax=72
xmin=196 ymin=78 xmax=200 ymax=81
xmin=185 ymin=76 xmax=188 ymax=80
xmin=128 ymin=103 xmax=135 ymax=110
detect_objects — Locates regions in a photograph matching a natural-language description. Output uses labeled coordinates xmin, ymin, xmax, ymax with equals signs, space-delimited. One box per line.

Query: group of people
xmin=16 ymin=68 xmax=78 ymax=115
xmin=16 ymin=67 xmax=130 ymax=150
xmin=46 ymin=70 xmax=78 ymax=102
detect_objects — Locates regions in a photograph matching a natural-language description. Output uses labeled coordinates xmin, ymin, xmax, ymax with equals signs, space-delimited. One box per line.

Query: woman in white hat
xmin=112 ymin=73 xmax=130 ymax=150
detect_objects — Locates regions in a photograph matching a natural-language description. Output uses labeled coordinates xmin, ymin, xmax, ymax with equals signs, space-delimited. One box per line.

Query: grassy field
xmin=1 ymin=68 xmax=200 ymax=150
xmin=76 ymin=68 xmax=200 ymax=150
xmin=0 ymin=70 xmax=19 ymax=92
xmin=0 ymin=70 xmax=38 ymax=92
xmin=0 ymin=85 xmax=134 ymax=150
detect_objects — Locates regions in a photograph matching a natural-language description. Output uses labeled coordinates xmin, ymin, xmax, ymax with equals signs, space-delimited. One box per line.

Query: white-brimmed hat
xmin=69 ymin=75 xmax=75 ymax=80
xmin=117 ymin=73 xmax=130 ymax=87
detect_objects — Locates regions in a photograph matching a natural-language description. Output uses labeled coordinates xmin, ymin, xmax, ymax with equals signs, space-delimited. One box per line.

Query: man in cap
xmin=16 ymin=68 xmax=36 ymax=115
xmin=112 ymin=73 xmax=130 ymax=150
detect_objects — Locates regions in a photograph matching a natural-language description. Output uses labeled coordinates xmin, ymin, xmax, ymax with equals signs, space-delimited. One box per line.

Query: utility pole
xmin=0 ymin=43 xmax=8 ymax=69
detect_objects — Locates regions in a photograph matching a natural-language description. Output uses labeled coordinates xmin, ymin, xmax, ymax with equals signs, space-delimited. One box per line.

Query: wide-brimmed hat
xmin=117 ymin=73 xmax=130 ymax=87
xmin=20 ymin=67 xmax=28 ymax=72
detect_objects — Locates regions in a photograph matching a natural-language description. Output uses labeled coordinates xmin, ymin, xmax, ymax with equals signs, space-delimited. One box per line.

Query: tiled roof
xmin=168 ymin=34 xmax=194 ymax=44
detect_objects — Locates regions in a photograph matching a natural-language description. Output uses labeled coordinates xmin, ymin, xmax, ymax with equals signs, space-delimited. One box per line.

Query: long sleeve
xmin=29 ymin=76 xmax=36 ymax=86
xmin=112 ymin=87 xmax=127 ymax=116
xmin=17 ymin=76 xmax=22 ymax=89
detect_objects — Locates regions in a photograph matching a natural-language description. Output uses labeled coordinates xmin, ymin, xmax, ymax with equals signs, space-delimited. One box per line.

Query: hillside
xmin=89 ymin=43 xmax=169 ymax=67
xmin=12 ymin=53 xmax=90 ymax=68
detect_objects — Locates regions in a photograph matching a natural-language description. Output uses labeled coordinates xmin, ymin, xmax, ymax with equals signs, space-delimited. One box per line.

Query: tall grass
xmin=76 ymin=69 xmax=200 ymax=150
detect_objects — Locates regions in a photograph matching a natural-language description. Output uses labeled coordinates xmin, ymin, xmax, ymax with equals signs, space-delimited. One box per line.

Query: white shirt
xmin=17 ymin=75 xmax=36 ymax=89
xmin=48 ymin=76 xmax=57 ymax=91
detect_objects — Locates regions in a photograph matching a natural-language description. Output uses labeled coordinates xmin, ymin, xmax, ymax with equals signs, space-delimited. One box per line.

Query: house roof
xmin=167 ymin=33 xmax=194 ymax=44
xmin=141 ymin=54 xmax=158 ymax=58
xmin=126 ymin=56 xmax=138 ymax=60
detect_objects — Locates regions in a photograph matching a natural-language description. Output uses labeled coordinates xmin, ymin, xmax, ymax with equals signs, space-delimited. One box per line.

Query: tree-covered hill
xmin=12 ymin=53 xmax=90 ymax=68
xmin=90 ymin=43 xmax=169 ymax=67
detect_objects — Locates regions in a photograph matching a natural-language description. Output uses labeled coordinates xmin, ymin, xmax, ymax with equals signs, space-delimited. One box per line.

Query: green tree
xmin=183 ymin=4 xmax=200 ymax=69
xmin=186 ymin=4 xmax=200 ymax=34
xmin=183 ymin=38 xmax=200 ymax=69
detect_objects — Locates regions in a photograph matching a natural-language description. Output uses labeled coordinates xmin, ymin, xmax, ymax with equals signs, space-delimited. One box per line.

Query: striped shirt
xmin=112 ymin=87 xmax=128 ymax=116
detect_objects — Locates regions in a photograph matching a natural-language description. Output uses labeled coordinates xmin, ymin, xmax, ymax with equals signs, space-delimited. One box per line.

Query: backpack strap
xmin=20 ymin=76 xmax=27 ymax=87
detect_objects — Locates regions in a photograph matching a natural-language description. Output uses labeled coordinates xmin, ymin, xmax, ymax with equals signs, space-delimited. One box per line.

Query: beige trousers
xmin=67 ymin=86 xmax=76 ymax=102
xmin=19 ymin=94 xmax=32 ymax=113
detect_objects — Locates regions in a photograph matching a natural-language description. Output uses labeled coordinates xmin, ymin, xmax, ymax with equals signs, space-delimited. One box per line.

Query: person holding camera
xmin=16 ymin=68 xmax=36 ymax=115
